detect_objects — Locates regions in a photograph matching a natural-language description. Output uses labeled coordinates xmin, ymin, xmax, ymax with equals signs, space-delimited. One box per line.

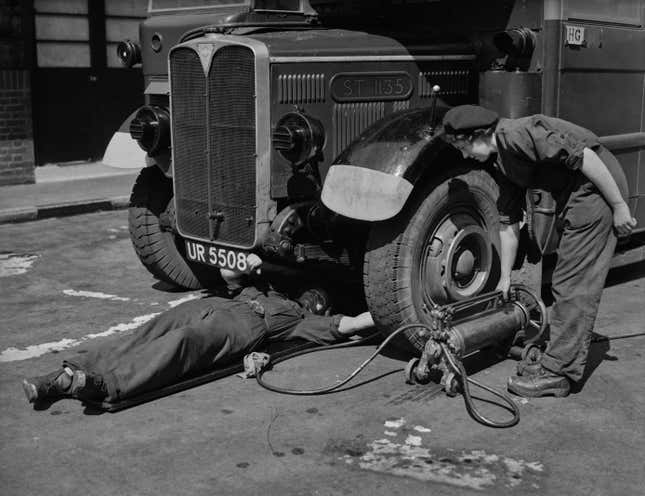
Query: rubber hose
xmin=256 ymin=323 xmax=430 ymax=395
xmin=441 ymin=343 xmax=520 ymax=428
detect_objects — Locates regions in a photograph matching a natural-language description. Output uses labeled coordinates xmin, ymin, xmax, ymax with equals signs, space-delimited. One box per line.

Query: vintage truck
xmin=104 ymin=0 xmax=645 ymax=351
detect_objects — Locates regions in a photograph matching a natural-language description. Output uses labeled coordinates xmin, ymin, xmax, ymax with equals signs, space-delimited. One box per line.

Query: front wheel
xmin=128 ymin=166 xmax=221 ymax=289
xmin=364 ymin=168 xmax=501 ymax=353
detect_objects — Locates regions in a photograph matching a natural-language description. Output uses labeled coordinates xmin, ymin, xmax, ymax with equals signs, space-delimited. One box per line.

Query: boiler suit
xmin=63 ymin=286 xmax=344 ymax=402
xmin=494 ymin=115 xmax=628 ymax=382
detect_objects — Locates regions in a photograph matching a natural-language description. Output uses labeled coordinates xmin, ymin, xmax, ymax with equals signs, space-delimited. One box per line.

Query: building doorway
xmin=32 ymin=0 xmax=145 ymax=164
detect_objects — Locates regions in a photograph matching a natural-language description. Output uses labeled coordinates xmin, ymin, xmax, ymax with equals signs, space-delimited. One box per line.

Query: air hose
xmin=440 ymin=343 xmax=520 ymax=428
xmin=256 ymin=323 xmax=426 ymax=395
xmin=256 ymin=323 xmax=521 ymax=428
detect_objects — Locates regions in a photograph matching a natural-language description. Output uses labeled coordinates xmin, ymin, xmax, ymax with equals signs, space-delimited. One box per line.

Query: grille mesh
xmin=170 ymin=48 xmax=210 ymax=239
xmin=208 ymin=46 xmax=256 ymax=246
xmin=170 ymin=44 xmax=257 ymax=246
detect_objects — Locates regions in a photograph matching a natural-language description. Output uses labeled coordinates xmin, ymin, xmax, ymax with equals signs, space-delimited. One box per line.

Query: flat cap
xmin=442 ymin=105 xmax=499 ymax=136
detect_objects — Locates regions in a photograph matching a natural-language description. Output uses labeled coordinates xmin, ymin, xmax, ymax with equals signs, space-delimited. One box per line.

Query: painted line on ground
xmin=63 ymin=289 xmax=131 ymax=301
xmin=0 ymin=313 xmax=160 ymax=363
xmin=340 ymin=418 xmax=544 ymax=490
xmin=0 ymin=291 xmax=203 ymax=363
xmin=0 ymin=253 xmax=39 ymax=277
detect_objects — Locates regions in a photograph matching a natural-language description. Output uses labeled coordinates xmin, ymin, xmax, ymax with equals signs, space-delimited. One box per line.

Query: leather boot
xmin=507 ymin=366 xmax=570 ymax=398
xmin=67 ymin=369 xmax=108 ymax=401
xmin=23 ymin=367 xmax=107 ymax=403
xmin=22 ymin=368 xmax=73 ymax=403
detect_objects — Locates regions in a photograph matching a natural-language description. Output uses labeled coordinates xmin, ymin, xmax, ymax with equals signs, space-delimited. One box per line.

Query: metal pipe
xmin=599 ymin=132 xmax=645 ymax=151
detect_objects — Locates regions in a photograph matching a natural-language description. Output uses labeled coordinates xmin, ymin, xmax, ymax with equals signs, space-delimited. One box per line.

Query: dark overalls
xmin=64 ymin=287 xmax=344 ymax=402
xmin=494 ymin=115 xmax=628 ymax=382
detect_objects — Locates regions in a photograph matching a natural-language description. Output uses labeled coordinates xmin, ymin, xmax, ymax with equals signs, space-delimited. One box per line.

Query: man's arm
xmin=497 ymin=222 xmax=520 ymax=297
xmin=338 ymin=312 xmax=374 ymax=336
xmin=581 ymin=147 xmax=637 ymax=236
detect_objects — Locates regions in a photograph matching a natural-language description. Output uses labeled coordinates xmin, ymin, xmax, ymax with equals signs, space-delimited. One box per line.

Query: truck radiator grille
xmin=170 ymin=47 xmax=209 ymax=239
xmin=170 ymin=45 xmax=257 ymax=247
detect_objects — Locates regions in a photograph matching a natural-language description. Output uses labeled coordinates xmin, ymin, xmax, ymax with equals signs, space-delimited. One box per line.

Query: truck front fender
xmin=321 ymin=106 xmax=449 ymax=221
xmin=102 ymin=109 xmax=147 ymax=170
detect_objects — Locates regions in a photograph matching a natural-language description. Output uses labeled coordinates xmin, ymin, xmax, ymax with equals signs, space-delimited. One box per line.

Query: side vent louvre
xmin=393 ymin=100 xmax=411 ymax=112
xmin=278 ymin=74 xmax=326 ymax=104
xmin=418 ymin=70 xmax=470 ymax=97
xmin=333 ymin=102 xmax=385 ymax=157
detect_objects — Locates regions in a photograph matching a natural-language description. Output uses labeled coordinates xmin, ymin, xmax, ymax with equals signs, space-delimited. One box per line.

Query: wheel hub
xmin=421 ymin=211 xmax=493 ymax=305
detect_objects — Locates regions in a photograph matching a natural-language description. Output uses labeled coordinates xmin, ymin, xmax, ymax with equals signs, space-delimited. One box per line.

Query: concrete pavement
xmin=0 ymin=162 xmax=138 ymax=224
xmin=1 ymin=211 xmax=645 ymax=496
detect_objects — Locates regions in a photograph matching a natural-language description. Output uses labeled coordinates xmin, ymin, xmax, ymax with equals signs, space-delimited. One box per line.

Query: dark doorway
xmin=32 ymin=0 xmax=145 ymax=164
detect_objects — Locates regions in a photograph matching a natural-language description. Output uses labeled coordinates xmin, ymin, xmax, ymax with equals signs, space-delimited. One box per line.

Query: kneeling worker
xmin=441 ymin=105 xmax=637 ymax=398
xmin=23 ymin=255 xmax=374 ymax=405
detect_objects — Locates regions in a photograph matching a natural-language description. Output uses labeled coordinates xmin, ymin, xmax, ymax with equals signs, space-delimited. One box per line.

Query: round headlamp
xmin=272 ymin=111 xmax=324 ymax=166
xmin=116 ymin=40 xmax=142 ymax=68
xmin=129 ymin=105 xmax=170 ymax=156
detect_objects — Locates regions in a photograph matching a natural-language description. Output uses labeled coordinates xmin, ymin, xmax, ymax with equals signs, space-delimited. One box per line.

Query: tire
xmin=128 ymin=166 xmax=221 ymax=289
xmin=364 ymin=168 xmax=501 ymax=353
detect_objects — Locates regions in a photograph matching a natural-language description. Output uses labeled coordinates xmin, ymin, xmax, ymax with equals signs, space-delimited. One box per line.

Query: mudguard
xmin=102 ymin=109 xmax=147 ymax=170
xmin=321 ymin=106 xmax=450 ymax=221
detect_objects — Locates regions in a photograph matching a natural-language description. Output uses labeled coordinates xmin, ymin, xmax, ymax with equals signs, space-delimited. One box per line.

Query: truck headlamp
xmin=493 ymin=28 xmax=536 ymax=58
xmin=272 ymin=111 xmax=324 ymax=166
xmin=129 ymin=105 xmax=170 ymax=156
xmin=116 ymin=40 xmax=142 ymax=68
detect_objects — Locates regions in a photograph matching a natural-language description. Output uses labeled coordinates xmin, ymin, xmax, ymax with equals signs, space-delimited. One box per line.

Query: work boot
xmin=22 ymin=367 xmax=107 ymax=404
xmin=22 ymin=367 xmax=73 ymax=403
xmin=67 ymin=369 xmax=108 ymax=401
xmin=507 ymin=366 xmax=570 ymax=398
xmin=516 ymin=359 xmax=543 ymax=377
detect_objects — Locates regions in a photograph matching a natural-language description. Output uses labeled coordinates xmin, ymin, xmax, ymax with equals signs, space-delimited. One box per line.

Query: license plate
xmin=565 ymin=25 xmax=585 ymax=46
xmin=185 ymin=240 xmax=250 ymax=272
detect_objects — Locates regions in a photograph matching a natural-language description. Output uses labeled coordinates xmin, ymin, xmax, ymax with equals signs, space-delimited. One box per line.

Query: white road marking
xmin=384 ymin=418 xmax=406 ymax=429
xmin=63 ymin=289 xmax=130 ymax=301
xmin=0 ymin=313 xmax=160 ymax=362
xmin=1 ymin=291 xmax=204 ymax=363
xmin=0 ymin=253 xmax=38 ymax=277
xmin=168 ymin=293 xmax=202 ymax=308
xmin=343 ymin=438 xmax=543 ymax=490
xmin=405 ymin=435 xmax=422 ymax=446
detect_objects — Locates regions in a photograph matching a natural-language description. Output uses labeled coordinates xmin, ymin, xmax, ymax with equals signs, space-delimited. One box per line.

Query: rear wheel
xmin=128 ymin=166 xmax=221 ymax=289
xmin=364 ymin=168 xmax=501 ymax=353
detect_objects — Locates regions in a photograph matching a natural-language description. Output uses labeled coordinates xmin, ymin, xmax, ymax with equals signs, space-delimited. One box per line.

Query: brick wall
xmin=0 ymin=0 xmax=35 ymax=186
xmin=0 ymin=70 xmax=34 ymax=185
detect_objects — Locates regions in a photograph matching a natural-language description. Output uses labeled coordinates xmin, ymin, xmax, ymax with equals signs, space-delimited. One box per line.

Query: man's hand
xmin=496 ymin=276 xmax=511 ymax=299
xmin=613 ymin=202 xmax=637 ymax=237
xmin=246 ymin=253 xmax=263 ymax=275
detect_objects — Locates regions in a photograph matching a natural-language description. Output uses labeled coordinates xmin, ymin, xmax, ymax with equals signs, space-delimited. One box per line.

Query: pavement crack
xmin=266 ymin=407 xmax=283 ymax=457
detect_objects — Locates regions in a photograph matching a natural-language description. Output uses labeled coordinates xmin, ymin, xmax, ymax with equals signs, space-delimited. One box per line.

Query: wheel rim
xmin=417 ymin=206 xmax=493 ymax=312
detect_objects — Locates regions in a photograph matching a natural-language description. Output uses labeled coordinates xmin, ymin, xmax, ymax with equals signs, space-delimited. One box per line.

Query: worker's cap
xmin=441 ymin=105 xmax=499 ymax=140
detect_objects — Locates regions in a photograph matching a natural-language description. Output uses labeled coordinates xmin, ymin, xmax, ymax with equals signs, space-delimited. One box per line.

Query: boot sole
xmin=508 ymin=384 xmax=570 ymax=398
xmin=22 ymin=380 xmax=38 ymax=403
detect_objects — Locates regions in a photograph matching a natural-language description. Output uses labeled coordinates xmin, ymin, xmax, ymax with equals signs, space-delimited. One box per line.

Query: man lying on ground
xmin=22 ymin=255 xmax=374 ymax=405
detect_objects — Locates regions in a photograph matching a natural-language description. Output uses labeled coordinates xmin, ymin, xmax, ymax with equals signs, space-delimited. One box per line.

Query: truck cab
xmin=105 ymin=0 xmax=645 ymax=351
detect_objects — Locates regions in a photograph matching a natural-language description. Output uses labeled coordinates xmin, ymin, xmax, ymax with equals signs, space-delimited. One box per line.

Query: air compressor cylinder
xmin=448 ymin=304 xmax=527 ymax=357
